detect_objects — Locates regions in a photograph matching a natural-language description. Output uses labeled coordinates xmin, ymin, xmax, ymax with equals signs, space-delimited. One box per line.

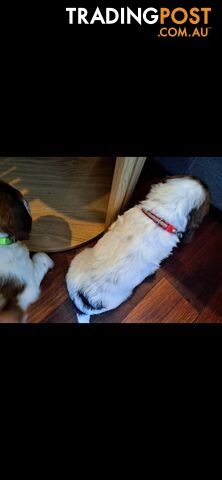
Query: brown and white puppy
xmin=66 ymin=176 xmax=210 ymax=323
xmin=0 ymin=180 xmax=54 ymax=322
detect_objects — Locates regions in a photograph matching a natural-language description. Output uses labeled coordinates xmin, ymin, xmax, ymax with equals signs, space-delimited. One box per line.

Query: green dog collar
xmin=0 ymin=236 xmax=16 ymax=246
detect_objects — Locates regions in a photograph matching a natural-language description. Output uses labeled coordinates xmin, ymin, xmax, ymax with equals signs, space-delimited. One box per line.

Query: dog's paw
xmin=33 ymin=252 xmax=55 ymax=270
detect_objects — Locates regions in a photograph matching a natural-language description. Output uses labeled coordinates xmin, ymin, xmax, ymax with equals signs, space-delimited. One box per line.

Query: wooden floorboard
xmin=195 ymin=285 xmax=222 ymax=323
xmin=162 ymin=296 xmax=198 ymax=323
xmin=43 ymin=299 xmax=75 ymax=324
xmin=123 ymin=278 xmax=198 ymax=323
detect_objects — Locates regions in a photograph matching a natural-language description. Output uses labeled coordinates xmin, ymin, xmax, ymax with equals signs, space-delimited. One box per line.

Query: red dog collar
xmin=141 ymin=208 xmax=183 ymax=239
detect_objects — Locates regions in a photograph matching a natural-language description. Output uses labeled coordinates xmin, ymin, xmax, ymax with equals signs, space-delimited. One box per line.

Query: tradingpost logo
xmin=65 ymin=6 xmax=212 ymax=38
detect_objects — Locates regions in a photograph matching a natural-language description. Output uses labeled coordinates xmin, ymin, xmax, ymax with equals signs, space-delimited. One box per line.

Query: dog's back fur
xmin=66 ymin=176 xmax=210 ymax=323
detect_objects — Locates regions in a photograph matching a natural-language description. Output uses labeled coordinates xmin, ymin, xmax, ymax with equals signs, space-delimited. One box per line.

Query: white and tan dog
xmin=66 ymin=176 xmax=210 ymax=323
xmin=0 ymin=180 xmax=54 ymax=322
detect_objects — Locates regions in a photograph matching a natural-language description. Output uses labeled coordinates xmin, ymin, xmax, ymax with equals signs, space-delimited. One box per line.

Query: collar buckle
xmin=141 ymin=208 xmax=182 ymax=240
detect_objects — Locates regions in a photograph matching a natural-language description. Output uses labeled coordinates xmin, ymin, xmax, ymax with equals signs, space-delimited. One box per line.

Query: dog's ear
xmin=0 ymin=194 xmax=32 ymax=240
xmin=0 ymin=201 xmax=15 ymax=237
xmin=183 ymin=191 xmax=211 ymax=243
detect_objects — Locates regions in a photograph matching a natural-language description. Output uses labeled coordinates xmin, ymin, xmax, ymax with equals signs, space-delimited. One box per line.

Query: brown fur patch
xmin=0 ymin=278 xmax=25 ymax=323
xmin=0 ymin=180 xmax=32 ymax=240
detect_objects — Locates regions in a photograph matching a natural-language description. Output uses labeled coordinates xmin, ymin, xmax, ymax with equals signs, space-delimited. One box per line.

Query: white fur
xmin=0 ymin=242 xmax=54 ymax=317
xmin=66 ymin=177 xmax=208 ymax=323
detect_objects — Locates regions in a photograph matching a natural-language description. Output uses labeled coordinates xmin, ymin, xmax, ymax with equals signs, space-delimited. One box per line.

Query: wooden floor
xmin=27 ymin=194 xmax=222 ymax=324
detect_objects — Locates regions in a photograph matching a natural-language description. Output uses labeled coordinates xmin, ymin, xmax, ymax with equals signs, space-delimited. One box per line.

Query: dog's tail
xmin=66 ymin=279 xmax=91 ymax=323
xmin=72 ymin=300 xmax=91 ymax=323
xmin=76 ymin=312 xmax=90 ymax=324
